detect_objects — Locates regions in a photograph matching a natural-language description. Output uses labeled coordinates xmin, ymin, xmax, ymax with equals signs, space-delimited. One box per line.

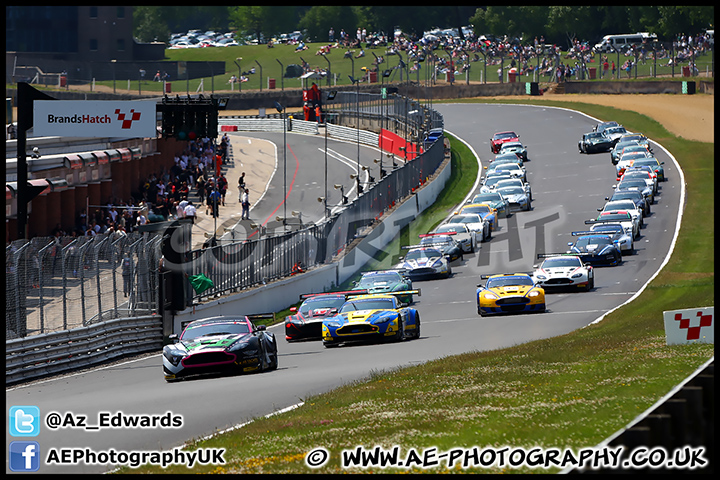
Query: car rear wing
xmin=585 ymin=219 xmax=630 ymax=225
xmin=536 ymin=253 xmax=581 ymax=259
xmin=571 ymin=231 xmax=597 ymax=236
xmin=480 ymin=272 xmax=533 ymax=280
xmin=401 ymin=244 xmax=444 ymax=250
xmin=347 ymin=289 xmax=421 ymax=300
xmin=299 ymin=289 xmax=368 ymax=300
xmin=247 ymin=313 xmax=276 ymax=324
xmin=422 ymin=231 xmax=458 ymax=236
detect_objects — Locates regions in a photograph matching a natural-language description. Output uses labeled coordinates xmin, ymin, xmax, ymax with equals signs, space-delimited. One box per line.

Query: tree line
xmin=133 ymin=6 xmax=714 ymax=49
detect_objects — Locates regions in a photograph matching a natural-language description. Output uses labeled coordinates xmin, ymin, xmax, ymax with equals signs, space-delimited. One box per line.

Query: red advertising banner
xmin=378 ymin=129 xmax=423 ymax=160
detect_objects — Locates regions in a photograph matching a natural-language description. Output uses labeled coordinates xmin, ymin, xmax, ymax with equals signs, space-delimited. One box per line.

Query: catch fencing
xmin=6 ymin=233 xmax=162 ymax=339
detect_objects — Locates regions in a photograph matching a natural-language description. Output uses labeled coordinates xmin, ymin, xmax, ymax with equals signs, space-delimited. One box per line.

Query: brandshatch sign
xmin=33 ymin=100 xmax=157 ymax=137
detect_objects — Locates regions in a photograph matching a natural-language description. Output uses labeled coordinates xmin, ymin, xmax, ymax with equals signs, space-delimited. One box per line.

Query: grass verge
xmin=120 ymin=99 xmax=713 ymax=474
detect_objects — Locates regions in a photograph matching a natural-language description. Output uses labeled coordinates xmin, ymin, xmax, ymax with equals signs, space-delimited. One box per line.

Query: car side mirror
xmin=169 ymin=334 xmax=179 ymax=343
xmin=289 ymin=306 xmax=297 ymax=313
xmin=255 ymin=324 xmax=267 ymax=332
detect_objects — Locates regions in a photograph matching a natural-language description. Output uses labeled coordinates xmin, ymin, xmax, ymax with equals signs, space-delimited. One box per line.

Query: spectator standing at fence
xmin=241 ymin=188 xmax=250 ymax=220
xmin=122 ymin=254 xmax=132 ymax=297
xmin=237 ymin=172 xmax=246 ymax=201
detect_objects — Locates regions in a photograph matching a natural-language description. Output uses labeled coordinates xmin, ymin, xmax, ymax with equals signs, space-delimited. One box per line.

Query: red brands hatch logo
xmin=674 ymin=310 xmax=713 ymax=340
xmin=115 ymin=108 xmax=142 ymax=129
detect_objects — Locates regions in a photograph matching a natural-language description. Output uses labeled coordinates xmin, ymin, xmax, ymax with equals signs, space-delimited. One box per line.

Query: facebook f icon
xmin=10 ymin=406 xmax=40 ymax=437
xmin=9 ymin=441 xmax=41 ymax=472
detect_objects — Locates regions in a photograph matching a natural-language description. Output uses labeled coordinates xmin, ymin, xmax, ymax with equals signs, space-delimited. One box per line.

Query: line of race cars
xmin=163 ymin=122 xmax=667 ymax=381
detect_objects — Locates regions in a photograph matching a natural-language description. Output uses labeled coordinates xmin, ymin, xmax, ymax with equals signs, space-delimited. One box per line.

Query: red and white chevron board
xmin=663 ymin=306 xmax=714 ymax=345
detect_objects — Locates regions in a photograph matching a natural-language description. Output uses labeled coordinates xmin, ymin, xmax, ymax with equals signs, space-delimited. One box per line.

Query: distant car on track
xmin=396 ymin=246 xmax=452 ymax=280
xmin=566 ymin=234 xmax=622 ymax=266
xmin=476 ymin=273 xmax=546 ymax=316
xmin=532 ymin=254 xmax=594 ymax=291
xmin=490 ymin=131 xmax=520 ymax=153
xmin=579 ymin=131 xmax=614 ymax=154
xmin=354 ymin=270 xmax=415 ymax=305
xmin=322 ymin=292 xmax=421 ymax=347
xmin=285 ymin=290 xmax=367 ymax=342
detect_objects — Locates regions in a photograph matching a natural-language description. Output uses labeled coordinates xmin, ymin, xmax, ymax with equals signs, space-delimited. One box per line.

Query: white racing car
xmin=433 ymin=223 xmax=479 ymax=253
xmin=532 ymin=254 xmax=594 ymax=291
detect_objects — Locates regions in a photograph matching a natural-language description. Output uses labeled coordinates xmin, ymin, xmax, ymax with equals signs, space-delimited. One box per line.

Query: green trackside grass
xmin=119 ymin=100 xmax=713 ymax=475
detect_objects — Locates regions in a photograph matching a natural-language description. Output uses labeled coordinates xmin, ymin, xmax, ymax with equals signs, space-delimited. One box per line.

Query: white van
xmin=594 ymin=32 xmax=657 ymax=52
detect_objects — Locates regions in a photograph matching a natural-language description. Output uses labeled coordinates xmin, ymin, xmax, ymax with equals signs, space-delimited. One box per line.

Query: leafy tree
xmin=299 ymin=6 xmax=357 ymax=43
xmin=133 ymin=6 xmax=171 ymax=43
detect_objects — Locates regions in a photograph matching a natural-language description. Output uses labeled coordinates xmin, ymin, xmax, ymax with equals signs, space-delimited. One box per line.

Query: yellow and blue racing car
xmin=476 ymin=273 xmax=546 ymax=316
xmin=322 ymin=291 xmax=421 ymax=347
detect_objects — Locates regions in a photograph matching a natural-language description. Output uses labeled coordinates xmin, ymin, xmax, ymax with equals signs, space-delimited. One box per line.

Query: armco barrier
xmin=5 ymin=315 xmax=162 ymax=386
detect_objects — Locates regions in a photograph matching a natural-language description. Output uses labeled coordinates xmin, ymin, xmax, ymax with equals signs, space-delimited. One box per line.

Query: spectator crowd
xmin=296 ymin=26 xmax=713 ymax=84
xmin=47 ymin=133 xmax=233 ymax=241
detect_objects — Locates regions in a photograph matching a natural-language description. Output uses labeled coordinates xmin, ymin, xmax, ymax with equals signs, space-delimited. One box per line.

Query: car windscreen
xmin=494 ymin=132 xmax=516 ymax=140
xmin=618 ymin=180 xmax=648 ymax=189
xmin=405 ymin=248 xmax=442 ymax=260
xmin=437 ymin=225 xmax=466 ymax=234
xmin=454 ymin=215 xmax=483 ymax=225
xmin=541 ymin=257 xmax=582 ymax=268
xmin=473 ymin=194 xmax=503 ymax=203
xmin=358 ymin=273 xmax=401 ymax=287
xmin=486 ymin=275 xmax=534 ymax=288
xmin=606 ymin=201 xmax=637 ymax=211
xmin=575 ymin=236 xmax=612 ymax=248
xmin=463 ymin=205 xmax=491 ymax=215
xmin=340 ymin=298 xmax=395 ymax=313
xmin=599 ymin=213 xmax=632 ymax=222
xmin=181 ymin=321 xmax=250 ymax=340
xmin=300 ymin=296 xmax=346 ymax=314
xmin=591 ymin=224 xmax=624 ymax=234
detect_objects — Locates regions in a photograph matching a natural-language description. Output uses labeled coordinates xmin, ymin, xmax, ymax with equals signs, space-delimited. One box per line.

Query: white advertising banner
xmin=33 ymin=100 xmax=157 ymax=138
xmin=663 ymin=306 xmax=714 ymax=345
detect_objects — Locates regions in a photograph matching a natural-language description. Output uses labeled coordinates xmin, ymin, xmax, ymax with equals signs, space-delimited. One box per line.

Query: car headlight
xmin=432 ymin=259 xmax=445 ymax=268
xmin=324 ymin=321 xmax=342 ymax=328
xmin=228 ymin=340 xmax=250 ymax=351
xmin=163 ymin=349 xmax=184 ymax=366
xmin=482 ymin=292 xmax=499 ymax=300
xmin=571 ymin=273 xmax=583 ymax=278
xmin=535 ymin=274 xmax=547 ymax=280
xmin=527 ymin=290 xmax=541 ymax=297
xmin=371 ymin=314 xmax=395 ymax=325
